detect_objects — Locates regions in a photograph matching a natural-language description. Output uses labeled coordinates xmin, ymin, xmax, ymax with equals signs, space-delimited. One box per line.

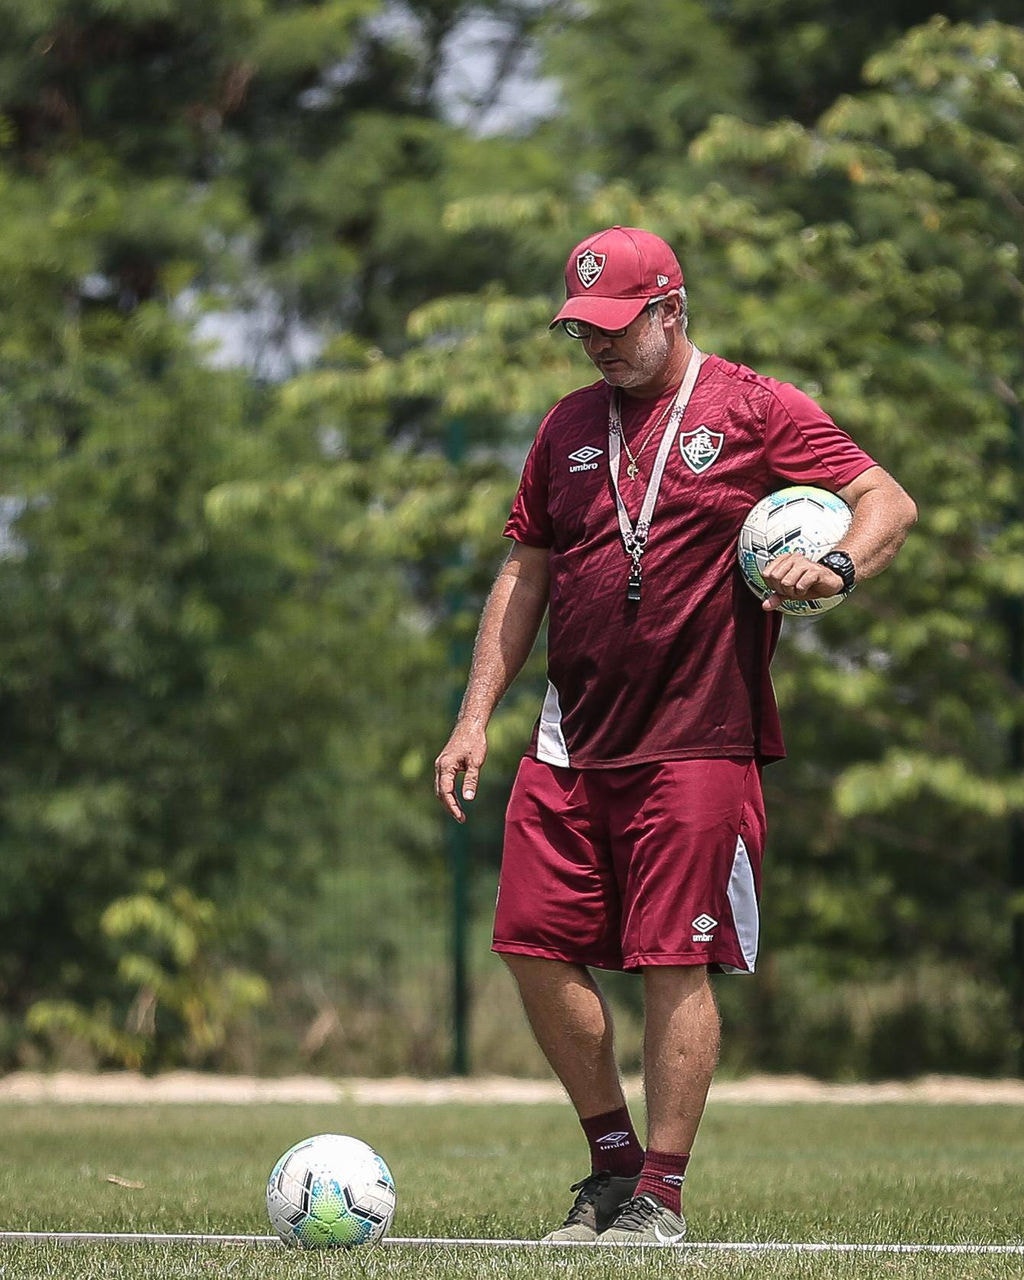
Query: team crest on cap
xmin=576 ymin=249 xmax=606 ymax=289
xmin=679 ymin=425 xmax=724 ymax=474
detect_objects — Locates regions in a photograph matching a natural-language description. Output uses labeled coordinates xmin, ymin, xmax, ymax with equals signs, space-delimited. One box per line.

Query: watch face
xmin=821 ymin=552 xmax=855 ymax=589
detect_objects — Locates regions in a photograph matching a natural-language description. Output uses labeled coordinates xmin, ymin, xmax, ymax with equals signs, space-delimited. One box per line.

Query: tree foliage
xmin=347 ymin=17 xmax=1024 ymax=1073
xmin=0 ymin=2 xmax=1021 ymax=1075
xmin=687 ymin=18 xmax=1024 ymax=1000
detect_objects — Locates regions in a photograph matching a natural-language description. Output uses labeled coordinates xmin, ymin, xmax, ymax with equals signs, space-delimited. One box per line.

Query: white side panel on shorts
xmin=536 ymin=681 xmax=570 ymax=767
xmin=725 ymin=834 xmax=759 ymax=972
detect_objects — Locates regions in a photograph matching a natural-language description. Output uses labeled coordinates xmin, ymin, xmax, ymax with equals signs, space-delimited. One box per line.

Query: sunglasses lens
xmin=563 ymin=320 xmax=589 ymax=339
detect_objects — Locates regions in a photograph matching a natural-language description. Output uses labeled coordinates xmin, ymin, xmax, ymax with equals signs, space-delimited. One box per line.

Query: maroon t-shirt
xmin=504 ymin=353 xmax=876 ymax=768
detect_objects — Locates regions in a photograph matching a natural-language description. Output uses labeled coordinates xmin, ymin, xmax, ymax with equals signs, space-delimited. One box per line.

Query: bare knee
xmin=502 ymin=952 xmax=590 ymax=993
xmin=642 ymin=964 xmax=719 ymax=1026
xmin=642 ymin=963 xmax=712 ymax=998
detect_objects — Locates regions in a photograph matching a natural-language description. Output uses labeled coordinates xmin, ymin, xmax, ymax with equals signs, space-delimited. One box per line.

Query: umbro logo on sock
xmin=596 ymin=1131 xmax=631 ymax=1149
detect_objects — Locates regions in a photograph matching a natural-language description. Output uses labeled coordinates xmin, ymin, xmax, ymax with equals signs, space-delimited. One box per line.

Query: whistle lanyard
xmin=607 ymin=344 xmax=703 ymax=602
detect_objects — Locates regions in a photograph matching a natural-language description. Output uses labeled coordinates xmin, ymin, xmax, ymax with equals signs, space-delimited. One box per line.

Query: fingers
xmin=434 ymin=759 xmax=465 ymax=822
xmin=761 ymin=554 xmax=844 ymax=606
xmin=461 ymin=764 xmax=479 ymax=804
xmin=434 ymin=746 xmax=483 ymax=824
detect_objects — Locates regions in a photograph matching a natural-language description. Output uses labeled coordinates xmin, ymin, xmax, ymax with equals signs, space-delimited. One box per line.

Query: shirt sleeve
xmin=763 ymin=379 xmax=876 ymax=490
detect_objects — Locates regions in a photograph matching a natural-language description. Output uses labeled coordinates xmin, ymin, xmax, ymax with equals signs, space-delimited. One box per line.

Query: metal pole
xmin=1009 ymin=405 xmax=1024 ymax=1073
xmin=1009 ymin=625 xmax=1024 ymax=1073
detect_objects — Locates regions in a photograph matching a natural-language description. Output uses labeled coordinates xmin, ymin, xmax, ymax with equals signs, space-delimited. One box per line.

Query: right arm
xmin=434 ymin=542 xmax=550 ymax=822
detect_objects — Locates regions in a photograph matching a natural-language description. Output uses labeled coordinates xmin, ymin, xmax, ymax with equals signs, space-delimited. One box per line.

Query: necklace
xmin=621 ymin=394 xmax=677 ymax=480
xmin=608 ymin=345 xmax=703 ymax=603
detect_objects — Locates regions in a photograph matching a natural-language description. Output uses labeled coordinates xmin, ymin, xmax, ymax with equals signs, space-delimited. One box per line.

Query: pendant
xmin=626 ymin=461 xmax=639 ymax=480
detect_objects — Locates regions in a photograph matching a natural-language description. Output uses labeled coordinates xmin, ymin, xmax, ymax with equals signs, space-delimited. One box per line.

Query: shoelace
xmin=563 ymin=1172 xmax=611 ymax=1224
xmin=608 ymin=1194 xmax=662 ymax=1232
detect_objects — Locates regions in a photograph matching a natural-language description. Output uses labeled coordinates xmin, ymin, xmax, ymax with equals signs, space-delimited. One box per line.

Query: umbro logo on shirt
xmin=568 ymin=445 xmax=603 ymax=473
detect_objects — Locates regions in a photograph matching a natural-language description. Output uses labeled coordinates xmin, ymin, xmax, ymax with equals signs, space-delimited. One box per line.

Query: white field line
xmin=0 ymin=1232 xmax=1021 ymax=1254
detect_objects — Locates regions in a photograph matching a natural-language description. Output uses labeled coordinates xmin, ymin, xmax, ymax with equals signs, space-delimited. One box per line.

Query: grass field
xmin=0 ymin=1096 xmax=1021 ymax=1279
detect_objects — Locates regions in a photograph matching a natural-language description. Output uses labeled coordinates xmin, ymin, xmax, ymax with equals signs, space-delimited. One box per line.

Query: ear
xmin=660 ymin=292 xmax=683 ymax=330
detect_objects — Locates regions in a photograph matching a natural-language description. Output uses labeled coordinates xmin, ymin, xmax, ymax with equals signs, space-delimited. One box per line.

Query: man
xmin=434 ymin=225 xmax=917 ymax=1246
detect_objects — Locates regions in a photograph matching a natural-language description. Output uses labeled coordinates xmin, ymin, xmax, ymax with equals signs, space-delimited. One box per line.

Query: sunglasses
xmin=560 ymin=295 xmax=671 ymax=341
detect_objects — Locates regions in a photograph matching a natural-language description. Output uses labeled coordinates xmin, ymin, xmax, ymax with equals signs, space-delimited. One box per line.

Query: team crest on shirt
xmin=679 ymin=424 xmax=724 ymax=474
xmin=576 ymin=249 xmax=606 ymax=288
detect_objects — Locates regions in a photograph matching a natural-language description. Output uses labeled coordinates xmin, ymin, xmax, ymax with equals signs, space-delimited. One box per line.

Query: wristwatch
xmin=819 ymin=550 xmax=856 ymax=593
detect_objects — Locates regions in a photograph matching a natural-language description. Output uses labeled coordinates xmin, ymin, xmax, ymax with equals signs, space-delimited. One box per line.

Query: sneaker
xmin=598 ymin=1193 xmax=687 ymax=1246
xmin=541 ymin=1171 xmax=641 ymax=1243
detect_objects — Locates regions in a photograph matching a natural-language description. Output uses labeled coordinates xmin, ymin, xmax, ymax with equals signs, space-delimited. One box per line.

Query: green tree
xmin=539 ymin=0 xmax=751 ymax=189
xmin=704 ymin=0 xmax=1024 ymax=126
xmin=28 ymin=873 xmax=268 ymax=1069
xmin=685 ymin=17 xmax=1024 ymax=1073
xmin=0 ymin=0 xmax=571 ymax=1072
xmin=341 ymin=18 xmax=1024 ymax=1074
xmin=4 ymin=0 xmax=1022 ymax=1077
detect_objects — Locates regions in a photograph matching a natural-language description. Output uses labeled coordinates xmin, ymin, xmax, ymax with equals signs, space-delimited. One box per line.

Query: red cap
xmin=549 ymin=226 xmax=684 ymax=331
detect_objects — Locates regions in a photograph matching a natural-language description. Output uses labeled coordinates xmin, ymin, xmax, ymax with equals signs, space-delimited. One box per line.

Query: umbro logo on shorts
xmin=691 ymin=913 xmax=718 ymax=942
xmin=568 ymin=445 xmax=603 ymax=473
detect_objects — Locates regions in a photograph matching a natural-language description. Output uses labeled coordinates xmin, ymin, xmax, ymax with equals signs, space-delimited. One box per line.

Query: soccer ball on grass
xmin=737 ymin=485 xmax=853 ymax=616
xmin=266 ymin=1133 xmax=396 ymax=1248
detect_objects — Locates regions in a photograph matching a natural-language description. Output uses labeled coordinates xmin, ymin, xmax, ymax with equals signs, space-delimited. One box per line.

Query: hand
xmin=434 ymin=723 xmax=488 ymax=823
xmin=760 ymin=553 xmax=845 ymax=612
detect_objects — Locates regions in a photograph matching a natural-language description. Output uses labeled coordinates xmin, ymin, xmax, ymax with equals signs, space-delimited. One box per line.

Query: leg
xmin=505 ymin=953 xmax=643 ymax=1242
xmin=642 ymin=964 xmax=720 ymax=1153
xmin=597 ymin=965 xmax=717 ymax=1245
xmin=503 ymin=953 xmax=626 ymax=1117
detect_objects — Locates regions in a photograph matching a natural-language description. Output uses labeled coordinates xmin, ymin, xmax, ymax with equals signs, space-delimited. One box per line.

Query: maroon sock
xmin=635 ymin=1149 xmax=690 ymax=1213
xmin=579 ymin=1107 xmax=644 ymax=1177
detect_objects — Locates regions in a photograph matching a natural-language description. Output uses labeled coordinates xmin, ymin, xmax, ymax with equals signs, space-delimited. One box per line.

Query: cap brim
xmin=548 ymin=295 xmax=649 ymax=331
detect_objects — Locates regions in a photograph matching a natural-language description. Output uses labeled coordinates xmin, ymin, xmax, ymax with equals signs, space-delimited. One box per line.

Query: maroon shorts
xmin=493 ymin=755 xmax=766 ymax=973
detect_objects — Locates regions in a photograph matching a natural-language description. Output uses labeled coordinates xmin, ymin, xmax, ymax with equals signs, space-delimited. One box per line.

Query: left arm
xmin=761 ymin=465 xmax=917 ymax=611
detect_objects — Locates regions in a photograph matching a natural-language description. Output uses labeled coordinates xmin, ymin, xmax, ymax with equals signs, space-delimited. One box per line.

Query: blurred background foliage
xmin=0 ymin=1 xmax=1022 ymax=1079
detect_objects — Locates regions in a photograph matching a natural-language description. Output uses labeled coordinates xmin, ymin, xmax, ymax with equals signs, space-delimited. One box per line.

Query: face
xmin=581 ymin=302 xmax=676 ymax=394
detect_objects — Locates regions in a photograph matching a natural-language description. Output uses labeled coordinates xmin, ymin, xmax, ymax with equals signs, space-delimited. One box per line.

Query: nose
xmin=584 ymin=329 xmax=614 ymax=355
